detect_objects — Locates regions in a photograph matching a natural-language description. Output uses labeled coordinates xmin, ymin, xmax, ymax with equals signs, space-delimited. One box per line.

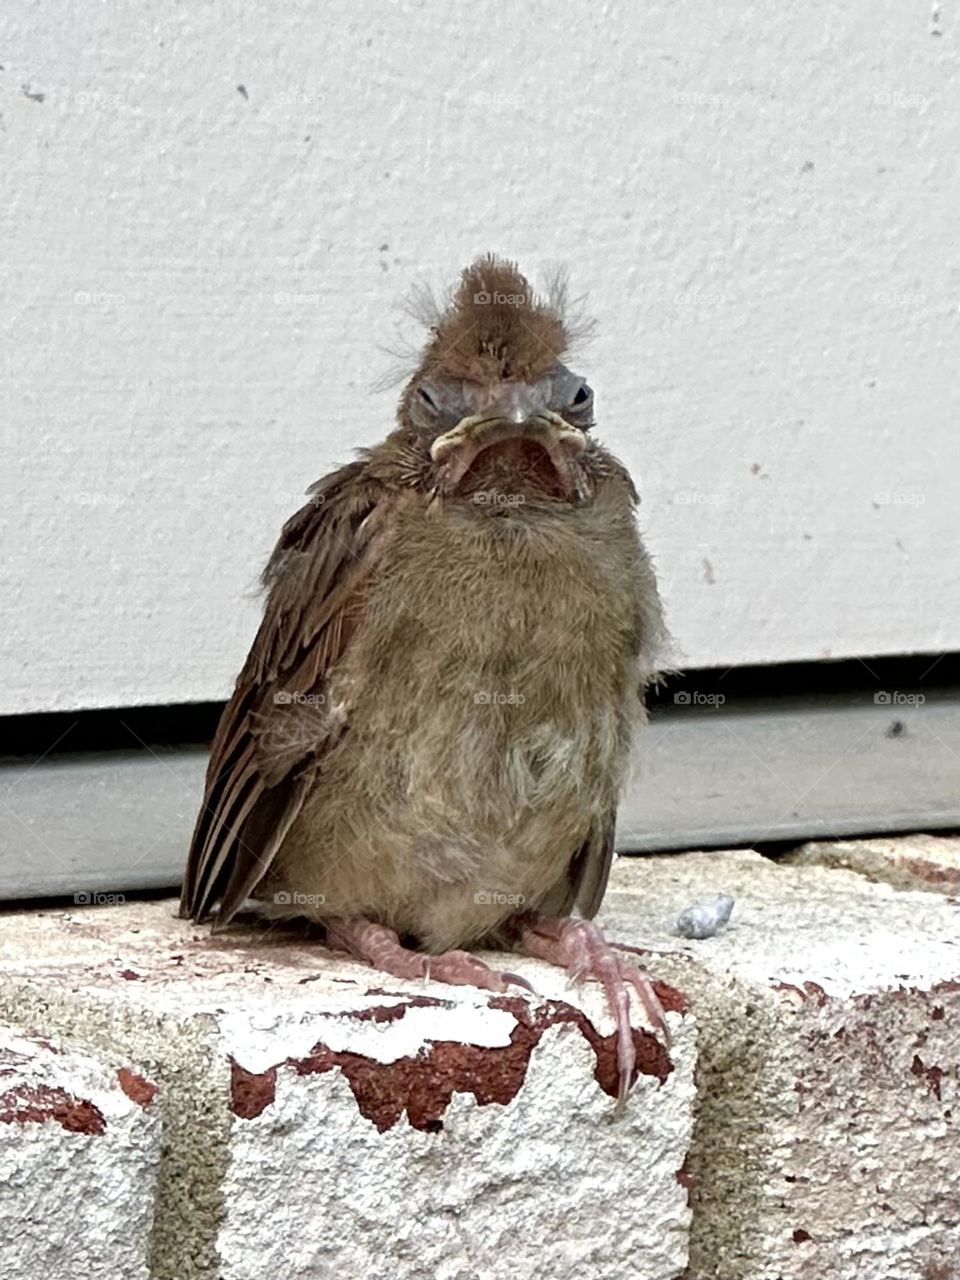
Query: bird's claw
xmin=326 ymin=918 xmax=537 ymax=997
xmin=519 ymin=917 xmax=670 ymax=1108
xmin=423 ymin=950 xmax=532 ymax=994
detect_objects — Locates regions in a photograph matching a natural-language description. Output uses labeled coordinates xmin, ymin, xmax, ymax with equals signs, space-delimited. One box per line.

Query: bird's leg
xmin=519 ymin=916 xmax=669 ymax=1107
xmin=324 ymin=917 xmax=532 ymax=993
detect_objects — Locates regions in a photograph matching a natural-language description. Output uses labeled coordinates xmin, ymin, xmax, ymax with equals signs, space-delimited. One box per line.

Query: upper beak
xmin=470 ymin=381 xmax=545 ymax=425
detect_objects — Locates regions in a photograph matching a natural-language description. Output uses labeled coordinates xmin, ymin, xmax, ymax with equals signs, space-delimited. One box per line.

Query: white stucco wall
xmin=1 ymin=0 xmax=957 ymax=713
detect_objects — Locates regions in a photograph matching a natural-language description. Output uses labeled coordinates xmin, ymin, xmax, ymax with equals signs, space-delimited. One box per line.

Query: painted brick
xmin=600 ymin=848 xmax=960 ymax=1280
xmin=0 ymin=900 xmax=695 ymax=1280
xmin=788 ymin=832 xmax=960 ymax=897
xmin=2 ymin=840 xmax=952 ymax=1280
xmin=0 ymin=1024 xmax=160 ymax=1280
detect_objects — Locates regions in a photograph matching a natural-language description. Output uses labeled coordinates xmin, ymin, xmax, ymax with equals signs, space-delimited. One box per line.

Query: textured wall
xmin=2 ymin=0 xmax=957 ymax=712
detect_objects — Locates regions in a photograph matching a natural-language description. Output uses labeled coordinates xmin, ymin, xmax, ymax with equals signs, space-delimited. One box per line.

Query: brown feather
xmin=179 ymin=462 xmax=389 ymax=923
xmin=418 ymin=255 xmax=568 ymax=385
xmin=213 ymin=775 xmax=311 ymax=927
xmin=570 ymin=815 xmax=618 ymax=920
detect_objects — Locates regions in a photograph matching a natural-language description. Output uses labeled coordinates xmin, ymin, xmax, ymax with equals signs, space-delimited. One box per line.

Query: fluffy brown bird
xmin=181 ymin=255 xmax=668 ymax=1102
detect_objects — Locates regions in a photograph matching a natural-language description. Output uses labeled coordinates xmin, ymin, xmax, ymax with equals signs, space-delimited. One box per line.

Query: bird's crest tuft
xmin=418 ymin=255 xmax=572 ymax=383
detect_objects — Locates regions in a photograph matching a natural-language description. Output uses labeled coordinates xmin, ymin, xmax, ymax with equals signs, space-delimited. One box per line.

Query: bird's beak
xmin=430 ymin=383 xmax=587 ymax=498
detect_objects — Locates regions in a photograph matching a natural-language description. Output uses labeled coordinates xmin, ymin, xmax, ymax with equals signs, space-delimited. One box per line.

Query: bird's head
xmin=399 ymin=256 xmax=599 ymax=505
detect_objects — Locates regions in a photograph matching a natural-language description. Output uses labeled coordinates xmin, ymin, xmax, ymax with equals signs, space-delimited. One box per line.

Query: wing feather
xmin=180 ymin=459 xmax=389 ymax=923
xmin=570 ymin=814 xmax=617 ymax=920
xmin=538 ymin=812 xmax=617 ymax=921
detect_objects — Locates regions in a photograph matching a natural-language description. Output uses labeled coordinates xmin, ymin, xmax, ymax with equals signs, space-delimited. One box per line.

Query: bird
xmin=180 ymin=255 xmax=669 ymax=1103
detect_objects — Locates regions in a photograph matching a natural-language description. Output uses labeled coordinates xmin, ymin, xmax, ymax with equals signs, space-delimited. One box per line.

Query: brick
xmin=788 ymin=832 xmax=960 ymax=896
xmin=600 ymin=848 xmax=960 ymax=1280
xmin=0 ymin=899 xmax=695 ymax=1280
xmin=0 ymin=1024 xmax=160 ymax=1280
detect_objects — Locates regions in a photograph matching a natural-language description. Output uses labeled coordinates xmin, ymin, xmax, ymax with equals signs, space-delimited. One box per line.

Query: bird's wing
xmin=538 ymin=811 xmax=617 ymax=922
xmin=179 ymin=458 xmax=391 ymax=924
xmin=569 ymin=813 xmax=617 ymax=920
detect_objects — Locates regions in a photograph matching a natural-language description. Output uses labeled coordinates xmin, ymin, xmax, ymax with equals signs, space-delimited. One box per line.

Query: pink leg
xmin=325 ymin=917 xmax=532 ymax=994
xmin=520 ymin=916 xmax=669 ymax=1107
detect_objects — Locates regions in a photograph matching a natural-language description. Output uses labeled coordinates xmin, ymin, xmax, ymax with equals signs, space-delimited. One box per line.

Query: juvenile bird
xmin=180 ymin=256 xmax=668 ymax=1102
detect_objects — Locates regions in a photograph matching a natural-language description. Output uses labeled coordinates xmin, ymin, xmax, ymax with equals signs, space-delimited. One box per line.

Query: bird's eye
xmin=572 ymin=384 xmax=591 ymax=406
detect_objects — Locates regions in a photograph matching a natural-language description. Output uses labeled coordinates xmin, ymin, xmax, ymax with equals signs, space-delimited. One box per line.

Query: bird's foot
xmin=519 ymin=916 xmax=669 ymax=1109
xmin=324 ymin=917 xmax=532 ymax=993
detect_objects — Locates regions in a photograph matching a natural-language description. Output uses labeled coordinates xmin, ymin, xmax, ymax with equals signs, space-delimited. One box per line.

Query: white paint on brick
xmin=217 ymin=998 xmax=519 ymax=1074
xmin=2 ymin=0 xmax=958 ymax=713
xmin=0 ymin=1026 xmax=160 ymax=1280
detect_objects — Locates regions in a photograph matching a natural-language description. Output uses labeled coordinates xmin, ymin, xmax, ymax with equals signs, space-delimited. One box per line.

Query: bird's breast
xmin=329 ymin=495 xmax=646 ymax=816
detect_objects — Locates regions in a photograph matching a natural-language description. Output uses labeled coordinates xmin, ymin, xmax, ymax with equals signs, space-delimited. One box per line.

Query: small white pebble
xmin=676 ymin=894 xmax=735 ymax=939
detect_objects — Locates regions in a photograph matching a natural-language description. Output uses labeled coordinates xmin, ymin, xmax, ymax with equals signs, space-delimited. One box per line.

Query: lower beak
xmin=430 ymin=406 xmax=587 ymax=497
